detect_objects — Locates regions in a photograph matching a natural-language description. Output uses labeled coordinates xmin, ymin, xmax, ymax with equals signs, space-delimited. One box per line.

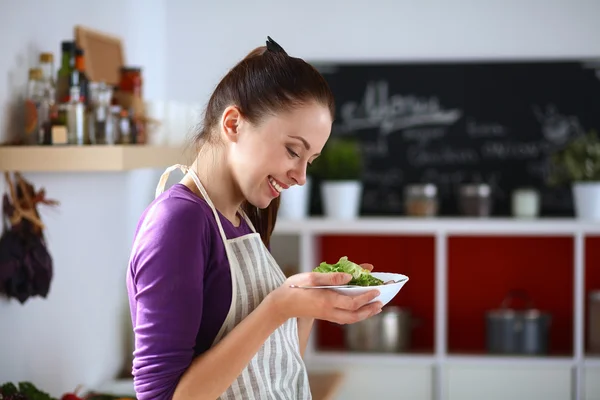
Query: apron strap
xmin=155 ymin=164 xmax=259 ymax=240
xmin=186 ymin=168 xmax=259 ymax=243
xmin=155 ymin=164 xmax=189 ymax=199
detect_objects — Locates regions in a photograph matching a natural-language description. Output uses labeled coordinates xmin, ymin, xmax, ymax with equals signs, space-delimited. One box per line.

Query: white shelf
xmin=0 ymin=144 xmax=192 ymax=172
xmin=585 ymin=357 xmax=600 ymax=367
xmin=307 ymin=351 xmax=436 ymax=367
xmin=306 ymin=352 xmax=575 ymax=368
xmin=274 ymin=217 xmax=600 ymax=235
xmin=445 ymin=354 xmax=575 ymax=367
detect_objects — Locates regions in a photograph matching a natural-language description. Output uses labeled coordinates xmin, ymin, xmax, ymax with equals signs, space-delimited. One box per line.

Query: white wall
xmin=165 ymin=0 xmax=600 ymax=103
xmin=2 ymin=0 xmax=600 ymax=398
xmin=0 ymin=0 xmax=166 ymax=396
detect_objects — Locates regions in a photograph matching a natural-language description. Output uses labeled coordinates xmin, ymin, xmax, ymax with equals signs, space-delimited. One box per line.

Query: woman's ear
xmin=220 ymin=105 xmax=242 ymax=143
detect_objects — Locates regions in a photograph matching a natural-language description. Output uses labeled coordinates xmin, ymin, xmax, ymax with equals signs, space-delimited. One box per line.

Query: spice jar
xmin=458 ymin=183 xmax=492 ymax=217
xmin=119 ymin=67 xmax=143 ymax=96
xmin=404 ymin=184 xmax=438 ymax=217
xmin=511 ymin=188 xmax=540 ymax=218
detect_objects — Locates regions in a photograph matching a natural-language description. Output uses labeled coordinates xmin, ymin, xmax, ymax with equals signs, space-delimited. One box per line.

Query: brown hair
xmin=193 ymin=37 xmax=335 ymax=248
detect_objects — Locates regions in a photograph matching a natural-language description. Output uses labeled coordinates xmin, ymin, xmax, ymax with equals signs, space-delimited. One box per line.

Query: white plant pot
xmin=278 ymin=177 xmax=312 ymax=220
xmin=573 ymin=182 xmax=600 ymax=220
xmin=321 ymin=180 xmax=363 ymax=220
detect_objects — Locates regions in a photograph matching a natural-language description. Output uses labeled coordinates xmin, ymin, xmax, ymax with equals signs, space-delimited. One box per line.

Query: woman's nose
xmin=289 ymin=167 xmax=307 ymax=186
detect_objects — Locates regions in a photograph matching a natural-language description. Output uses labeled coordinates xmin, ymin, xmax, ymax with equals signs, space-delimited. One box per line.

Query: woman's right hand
xmin=266 ymin=272 xmax=383 ymax=325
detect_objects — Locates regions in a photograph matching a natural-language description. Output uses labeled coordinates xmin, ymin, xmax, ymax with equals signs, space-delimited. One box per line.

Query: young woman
xmin=126 ymin=37 xmax=383 ymax=400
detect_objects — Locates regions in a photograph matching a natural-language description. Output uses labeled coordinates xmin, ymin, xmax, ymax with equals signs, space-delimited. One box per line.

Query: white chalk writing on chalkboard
xmin=362 ymin=168 xmax=404 ymax=187
xmin=526 ymin=159 xmax=551 ymax=180
xmin=532 ymin=104 xmax=583 ymax=145
xmin=402 ymin=127 xmax=447 ymax=143
xmin=466 ymin=117 xmax=508 ymax=138
xmin=407 ymin=144 xmax=480 ymax=167
xmin=338 ymin=81 xmax=462 ymax=135
xmin=362 ymin=187 xmax=404 ymax=213
xmin=361 ymin=136 xmax=389 ymax=157
xmin=480 ymin=141 xmax=551 ymax=160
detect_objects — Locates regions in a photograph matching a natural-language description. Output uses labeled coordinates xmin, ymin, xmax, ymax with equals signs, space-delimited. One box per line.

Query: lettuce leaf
xmin=313 ymin=256 xmax=384 ymax=286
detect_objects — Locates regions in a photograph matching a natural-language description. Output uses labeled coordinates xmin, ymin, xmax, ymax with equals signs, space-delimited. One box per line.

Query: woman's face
xmin=223 ymin=102 xmax=332 ymax=209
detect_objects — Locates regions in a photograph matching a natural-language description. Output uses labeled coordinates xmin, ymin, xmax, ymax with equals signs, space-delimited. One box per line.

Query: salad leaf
xmin=313 ymin=256 xmax=384 ymax=286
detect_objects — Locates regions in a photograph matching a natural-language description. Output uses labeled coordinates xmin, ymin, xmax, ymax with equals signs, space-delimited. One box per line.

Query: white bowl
xmin=309 ymin=272 xmax=409 ymax=306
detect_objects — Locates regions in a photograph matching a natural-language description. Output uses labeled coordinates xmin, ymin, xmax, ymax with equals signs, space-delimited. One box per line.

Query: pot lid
xmin=486 ymin=308 xmax=548 ymax=319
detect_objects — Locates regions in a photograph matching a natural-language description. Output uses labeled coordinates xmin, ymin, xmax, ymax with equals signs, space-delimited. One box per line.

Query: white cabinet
xmin=446 ymin=365 xmax=572 ymax=400
xmin=272 ymin=218 xmax=600 ymax=400
xmin=585 ymin=365 xmax=600 ymax=400
xmin=327 ymin=366 xmax=433 ymax=400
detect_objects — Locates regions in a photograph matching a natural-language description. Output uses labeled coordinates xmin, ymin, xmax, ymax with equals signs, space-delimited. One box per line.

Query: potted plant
xmin=311 ymin=136 xmax=363 ymax=219
xmin=278 ymin=169 xmax=314 ymax=220
xmin=549 ymin=129 xmax=600 ymax=220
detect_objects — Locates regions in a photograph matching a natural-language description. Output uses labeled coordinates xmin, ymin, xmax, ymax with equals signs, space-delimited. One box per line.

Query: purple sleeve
xmin=128 ymin=196 xmax=210 ymax=400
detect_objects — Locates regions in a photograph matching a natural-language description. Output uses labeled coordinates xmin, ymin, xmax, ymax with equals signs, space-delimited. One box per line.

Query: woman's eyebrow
xmin=288 ymin=135 xmax=310 ymax=150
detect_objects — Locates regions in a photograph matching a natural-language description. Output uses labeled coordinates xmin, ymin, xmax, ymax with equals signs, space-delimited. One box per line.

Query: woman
xmin=126 ymin=37 xmax=383 ymax=400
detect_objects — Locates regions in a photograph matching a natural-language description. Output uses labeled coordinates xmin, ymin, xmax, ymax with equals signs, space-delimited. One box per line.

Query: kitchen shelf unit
xmin=272 ymin=217 xmax=600 ymax=400
xmin=0 ymin=144 xmax=192 ymax=172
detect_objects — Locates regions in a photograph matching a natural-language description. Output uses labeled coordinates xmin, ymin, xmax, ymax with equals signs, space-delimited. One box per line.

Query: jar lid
xmin=405 ymin=183 xmax=437 ymax=197
xmin=61 ymin=41 xmax=75 ymax=52
xmin=460 ymin=183 xmax=491 ymax=197
xmin=28 ymin=68 xmax=43 ymax=80
xmin=39 ymin=52 xmax=54 ymax=63
xmin=121 ymin=66 xmax=142 ymax=73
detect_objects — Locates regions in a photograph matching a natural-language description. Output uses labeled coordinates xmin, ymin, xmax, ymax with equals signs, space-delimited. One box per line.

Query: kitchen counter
xmin=93 ymin=371 xmax=345 ymax=399
xmin=308 ymin=371 xmax=344 ymax=400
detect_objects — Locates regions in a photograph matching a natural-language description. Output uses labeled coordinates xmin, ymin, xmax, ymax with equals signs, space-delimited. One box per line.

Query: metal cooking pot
xmin=485 ymin=289 xmax=552 ymax=355
xmin=344 ymin=306 xmax=415 ymax=352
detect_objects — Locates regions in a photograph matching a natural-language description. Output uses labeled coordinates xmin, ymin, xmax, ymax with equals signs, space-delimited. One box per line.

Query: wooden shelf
xmin=0 ymin=145 xmax=193 ymax=172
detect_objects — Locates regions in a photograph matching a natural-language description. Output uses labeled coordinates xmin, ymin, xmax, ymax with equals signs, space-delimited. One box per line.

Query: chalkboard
xmin=309 ymin=59 xmax=600 ymax=217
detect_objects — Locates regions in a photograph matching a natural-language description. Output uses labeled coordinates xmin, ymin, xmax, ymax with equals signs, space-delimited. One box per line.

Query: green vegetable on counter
xmin=313 ymin=256 xmax=384 ymax=286
xmin=0 ymin=382 xmax=56 ymax=400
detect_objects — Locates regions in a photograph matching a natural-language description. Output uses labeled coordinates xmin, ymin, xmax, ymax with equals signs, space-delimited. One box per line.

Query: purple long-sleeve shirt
xmin=126 ymin=183 xmax=253 ymax=400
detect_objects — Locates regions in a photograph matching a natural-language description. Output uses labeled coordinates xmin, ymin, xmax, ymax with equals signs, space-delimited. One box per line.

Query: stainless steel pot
xmin=344 ymin=306 xmax=414 ymax=352
xmin=485 ymin=290 xmax=552 ymax=355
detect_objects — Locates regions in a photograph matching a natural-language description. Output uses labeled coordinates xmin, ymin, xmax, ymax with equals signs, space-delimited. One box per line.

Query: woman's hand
xmin=267 ymin=270 xmax=383 ymax=326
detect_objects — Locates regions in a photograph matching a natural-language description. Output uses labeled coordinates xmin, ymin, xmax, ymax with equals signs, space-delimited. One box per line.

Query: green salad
xmin=313 ymin=256 xmax=384 ymax=286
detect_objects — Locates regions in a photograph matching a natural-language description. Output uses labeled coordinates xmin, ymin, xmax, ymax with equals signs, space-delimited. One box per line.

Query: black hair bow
xmin=266 ymin=36 xmax=287 ymax=55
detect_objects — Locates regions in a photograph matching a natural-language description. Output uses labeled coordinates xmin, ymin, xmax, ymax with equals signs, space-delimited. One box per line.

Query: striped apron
xmin=155 ymin=165 xmax=311 ymax=400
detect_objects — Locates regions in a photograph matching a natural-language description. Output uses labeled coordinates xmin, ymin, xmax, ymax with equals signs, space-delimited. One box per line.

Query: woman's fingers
xmin=360 ymin=263 xmax=374 ymax=271
xmin=328 ymin=301 xmax=382 ymax=325
xmin=329 ymin=289 xmax=380 ymax=311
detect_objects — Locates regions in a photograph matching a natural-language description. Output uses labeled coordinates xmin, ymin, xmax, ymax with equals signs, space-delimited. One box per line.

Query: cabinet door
xmin=446 ymin=365 xmax=572 ymax=400
xmin=585 ymin=366 xmax=600 ymax=400
xmin=331 ymin=366 xmax=433 ymax=400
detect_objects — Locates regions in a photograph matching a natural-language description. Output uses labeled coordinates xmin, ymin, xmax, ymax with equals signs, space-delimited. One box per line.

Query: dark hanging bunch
xmin=0 ymin=172 xmax=58 ymax=304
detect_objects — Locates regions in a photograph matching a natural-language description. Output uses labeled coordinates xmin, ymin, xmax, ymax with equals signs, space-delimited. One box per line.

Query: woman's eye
xmin=286 ymin=147 xmax=300 ymax=158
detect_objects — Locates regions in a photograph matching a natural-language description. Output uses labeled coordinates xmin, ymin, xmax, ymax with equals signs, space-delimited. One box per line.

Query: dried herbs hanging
xmin=0 ymin=172 xmax=58 ymax=304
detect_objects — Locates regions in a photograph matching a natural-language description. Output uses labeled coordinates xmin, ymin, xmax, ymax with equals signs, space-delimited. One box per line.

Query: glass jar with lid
xmin=404 ymin=184 xmax=439 ymax=217
xmin=458 ymin=183 xmax=492 ymax=217
xmin=119 ymin=67 xmax=143 ymax=97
